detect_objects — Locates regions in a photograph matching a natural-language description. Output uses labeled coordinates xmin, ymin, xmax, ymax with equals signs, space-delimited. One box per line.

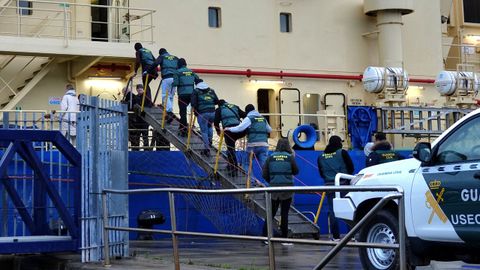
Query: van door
xmin=411 ymin=114 xmax=480 ymax=243
xmin=279 ymin=88 xmax=300 ymax=137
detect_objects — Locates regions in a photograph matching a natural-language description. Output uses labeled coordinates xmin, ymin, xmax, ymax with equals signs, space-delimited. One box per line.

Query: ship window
xmin=280 ymin=13 xmax=292 ymax=32
xmin=18 ymin=1 xmax=32 ymax=16
xmin=208 ymin=7 xmax=221 ymax=28
xmin=463 ymin=0 xmax=480 ymax=23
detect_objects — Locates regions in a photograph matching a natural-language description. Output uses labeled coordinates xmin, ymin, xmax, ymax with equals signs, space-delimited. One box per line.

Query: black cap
xmin=245 ymin=104 xmax=255 ymax=114
xmin=329 ymin=135 xmax=344 ymax=145
xmin=134 ymin=43 xmax=142 ymax=51
xmin=375 ymin=132 xmax=387 ymax=141
xmin=177 ymin=58 xmax=187 ymax=68
xmin=159 ymin=48 xmax=167 ymax=55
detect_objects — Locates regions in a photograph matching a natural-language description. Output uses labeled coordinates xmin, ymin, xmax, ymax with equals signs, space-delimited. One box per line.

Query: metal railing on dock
xmin=102 ymin=184 xmax=406 ymax=270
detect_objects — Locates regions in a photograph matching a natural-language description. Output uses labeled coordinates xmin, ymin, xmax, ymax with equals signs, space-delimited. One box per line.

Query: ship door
xmin=279 ymin=88 xmax=300 ymax=138
xmin=92 ymin=0 xmax=129 ymax=42
xmin=91 ymin=0 xmax=109 ymax=41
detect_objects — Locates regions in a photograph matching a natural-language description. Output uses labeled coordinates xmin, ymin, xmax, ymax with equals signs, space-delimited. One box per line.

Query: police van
xmin=333 ymin=108 xmax=480 ymax=270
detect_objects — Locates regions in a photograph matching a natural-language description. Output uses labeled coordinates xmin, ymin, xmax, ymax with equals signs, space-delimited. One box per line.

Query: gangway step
xmin=138 ymin=105 xmax=319 ymax=238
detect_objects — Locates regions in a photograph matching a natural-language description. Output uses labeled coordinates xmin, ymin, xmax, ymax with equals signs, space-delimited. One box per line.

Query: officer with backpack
xmin=173 ymin=58 xmax=200 ymax=136
xmin=226 ymin=104 xmax=272 ymax=181
xmin=214 ymin=99 xmax=246 ymax=175
xmin=133 ymin=43 xmax=157 ymax=101
xmin=191 ymin=80 xmax=219 ymax=157
xmin=151 ymin=48 xmax=179 ymax=123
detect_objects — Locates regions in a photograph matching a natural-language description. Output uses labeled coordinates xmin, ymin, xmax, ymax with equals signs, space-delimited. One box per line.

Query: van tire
xmin=359 ymin=209 xmax=402 ymax=270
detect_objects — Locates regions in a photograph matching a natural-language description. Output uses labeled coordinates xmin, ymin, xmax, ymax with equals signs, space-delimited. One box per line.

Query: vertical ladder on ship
xmin=377 ymin=106 xmax=473 ymax=137
xmin=138 ymin=105 xmax=320 ymax=239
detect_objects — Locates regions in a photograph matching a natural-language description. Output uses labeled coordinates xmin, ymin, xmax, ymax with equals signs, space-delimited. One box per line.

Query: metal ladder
xmin=139 ymin=105 xmax=320 ymax=239
xmin=377 ymin=106 xmax=473 ymax=136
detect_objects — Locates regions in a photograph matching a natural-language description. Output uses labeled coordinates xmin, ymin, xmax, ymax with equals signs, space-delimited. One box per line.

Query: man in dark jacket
xmin=191 ymin=81 xmax=219 ymax=156
xmin=214 ymin=100 xmax=246 ymax=175
xmin=262 ymin=138 xmax=299 ymax=244
xmin=173 ymin=58 xmax=200 ymax=136
xmin=133 ymin=43 xmax=157 ymax=102
xmin=366 ymin=132 xmax=403 ymax=167
xmin=130 ymin=84 xmax=152 ymax=149
xmin=317 ymin=135 xmax=354 ymax=240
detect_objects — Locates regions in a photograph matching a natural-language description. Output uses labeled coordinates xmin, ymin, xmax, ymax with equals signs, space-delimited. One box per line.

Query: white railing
xmin=0 ymin=0 xmax=155 ymax=44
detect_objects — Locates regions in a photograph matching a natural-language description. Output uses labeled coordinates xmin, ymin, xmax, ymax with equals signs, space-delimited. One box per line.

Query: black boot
xmin=201 ymin=149 xmax=211 ymax=157
xmin=166 ymin=112 xmax=174 ymax=124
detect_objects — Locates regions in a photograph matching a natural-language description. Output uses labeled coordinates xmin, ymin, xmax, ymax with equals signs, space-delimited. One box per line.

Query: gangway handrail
xmin=102 ymin=185 xmax=406 ymax=270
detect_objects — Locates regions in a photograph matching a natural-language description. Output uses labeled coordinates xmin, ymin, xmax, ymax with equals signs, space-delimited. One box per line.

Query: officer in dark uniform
xmin=262 ymin=138 xmax=299 ymax=242
xmin=173 ymin=58 xmax=200 ymax=136
xmin=226 ymin=104 xmax=272 ymax=178
xmin=317 ymin=135 xmax=354 ymax=240
xmin=214 ymin=100 xmax=246 ymax=175
xmin=133 ymin=43 xmax=157 ymax=102
xmin=151 ymin=48 xmax=179 ymax=122
xmin=191 ymin=81 xmax=219 ymax=156
xmin=366 ymin=133 xmax=403 ymax=167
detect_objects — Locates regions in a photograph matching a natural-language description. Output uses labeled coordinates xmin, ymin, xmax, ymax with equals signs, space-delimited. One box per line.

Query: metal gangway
xmin=377 ymin=106 xmax=473 ymax=137
xmin=138 ymin=104 xmax=320 ymax=239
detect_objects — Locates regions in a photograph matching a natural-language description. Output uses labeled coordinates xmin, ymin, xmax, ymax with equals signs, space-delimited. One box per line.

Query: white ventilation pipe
xmin=364 ymin=0 xmax=414 ymax=67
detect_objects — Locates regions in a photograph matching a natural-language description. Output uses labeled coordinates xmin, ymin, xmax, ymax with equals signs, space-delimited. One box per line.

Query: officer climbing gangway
xmin=131 ymin=78 xmax=320 ymax=239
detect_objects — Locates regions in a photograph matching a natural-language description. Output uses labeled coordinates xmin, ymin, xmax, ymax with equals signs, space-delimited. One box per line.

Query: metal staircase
xmin=139 ymin=105 xmax=320 ymax=239
xmin=0 ymin=55 xmax=53 ymax=109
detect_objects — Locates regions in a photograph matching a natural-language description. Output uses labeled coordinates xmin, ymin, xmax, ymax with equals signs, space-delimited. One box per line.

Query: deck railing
xmin=0 ymin=0 xmax=155 ymax=45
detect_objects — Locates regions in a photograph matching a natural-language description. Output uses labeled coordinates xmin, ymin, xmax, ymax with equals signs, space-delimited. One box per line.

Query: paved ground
xmin=0 ymin=237 xmax=479 ymax=269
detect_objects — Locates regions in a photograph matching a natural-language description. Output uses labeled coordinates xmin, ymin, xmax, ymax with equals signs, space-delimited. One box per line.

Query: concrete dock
xmin=0 ymin=237 xmax=479 ymax=269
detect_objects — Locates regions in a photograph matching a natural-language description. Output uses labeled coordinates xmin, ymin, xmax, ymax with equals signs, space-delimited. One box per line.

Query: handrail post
xmin=398 ymin=192 xmax=406 ymax=270
xmin=314 ymin=192 xmax=326 ymax=224
xmin=246 ymin=151 xmax=254 ymax=188
xmin=265 ymin=191 xmax=275 ymax=270
xmin=186 ymin=112 xmax=195 ymax=149
xmin=141 ymin=74 xmax=149 ymax=113
xmin=214 ymin=130 xmax=224 ymax=174
xmin=168 ymin=192 xmax=180 ymax=270
xmin=161 ymin=85 xmax=169 ymax=129
xmin=102 ymin=192 xmax=111 ymax=266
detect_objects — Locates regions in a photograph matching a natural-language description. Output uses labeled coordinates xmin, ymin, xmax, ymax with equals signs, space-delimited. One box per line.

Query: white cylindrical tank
xmin=362 ymin=66 xmax=409 ymax=93
xmin=435 ymin=71 xmax=480 ymax=96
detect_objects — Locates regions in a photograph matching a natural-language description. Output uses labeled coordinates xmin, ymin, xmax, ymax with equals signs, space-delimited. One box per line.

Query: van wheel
xmin=359 ymin=209 xmax=401 ymax=270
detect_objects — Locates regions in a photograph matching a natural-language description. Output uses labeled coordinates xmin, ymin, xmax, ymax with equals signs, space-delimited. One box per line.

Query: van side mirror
xmin=413 ymin=142 xmax=432 ymax=163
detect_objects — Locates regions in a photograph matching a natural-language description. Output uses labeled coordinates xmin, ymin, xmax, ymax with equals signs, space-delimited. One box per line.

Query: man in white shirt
xmin=60 ymin=84 xmax=79 ymax=145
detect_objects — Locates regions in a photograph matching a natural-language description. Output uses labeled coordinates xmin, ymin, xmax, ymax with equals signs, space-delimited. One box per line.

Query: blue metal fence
xmin=0 ymin=127 xmax=80 ymax=254
xmin=77 ymin=95 xmax=129 ymax=262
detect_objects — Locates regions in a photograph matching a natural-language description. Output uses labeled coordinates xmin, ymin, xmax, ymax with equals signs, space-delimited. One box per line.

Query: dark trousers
xmin=142 ymin=74 xmax=154 ymax=102
xmin=224 ymin=130 xmax=246 ymax=169
xmin=178 ymin=94 xmax=192 ymax=131
xmin=327 ymin=192 xmax=340 ymax=239
xmin=262 ymin=197 xmax=292 ymax=238
xmin=130 ymin=120 xmax=149 ymax=150
xmin=128 ymin=115 xmax=139 ymax=147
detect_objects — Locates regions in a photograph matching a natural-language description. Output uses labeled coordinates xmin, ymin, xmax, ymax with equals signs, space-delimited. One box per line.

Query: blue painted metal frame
xmin=0 ymin=130 xmax=81 ymax=253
